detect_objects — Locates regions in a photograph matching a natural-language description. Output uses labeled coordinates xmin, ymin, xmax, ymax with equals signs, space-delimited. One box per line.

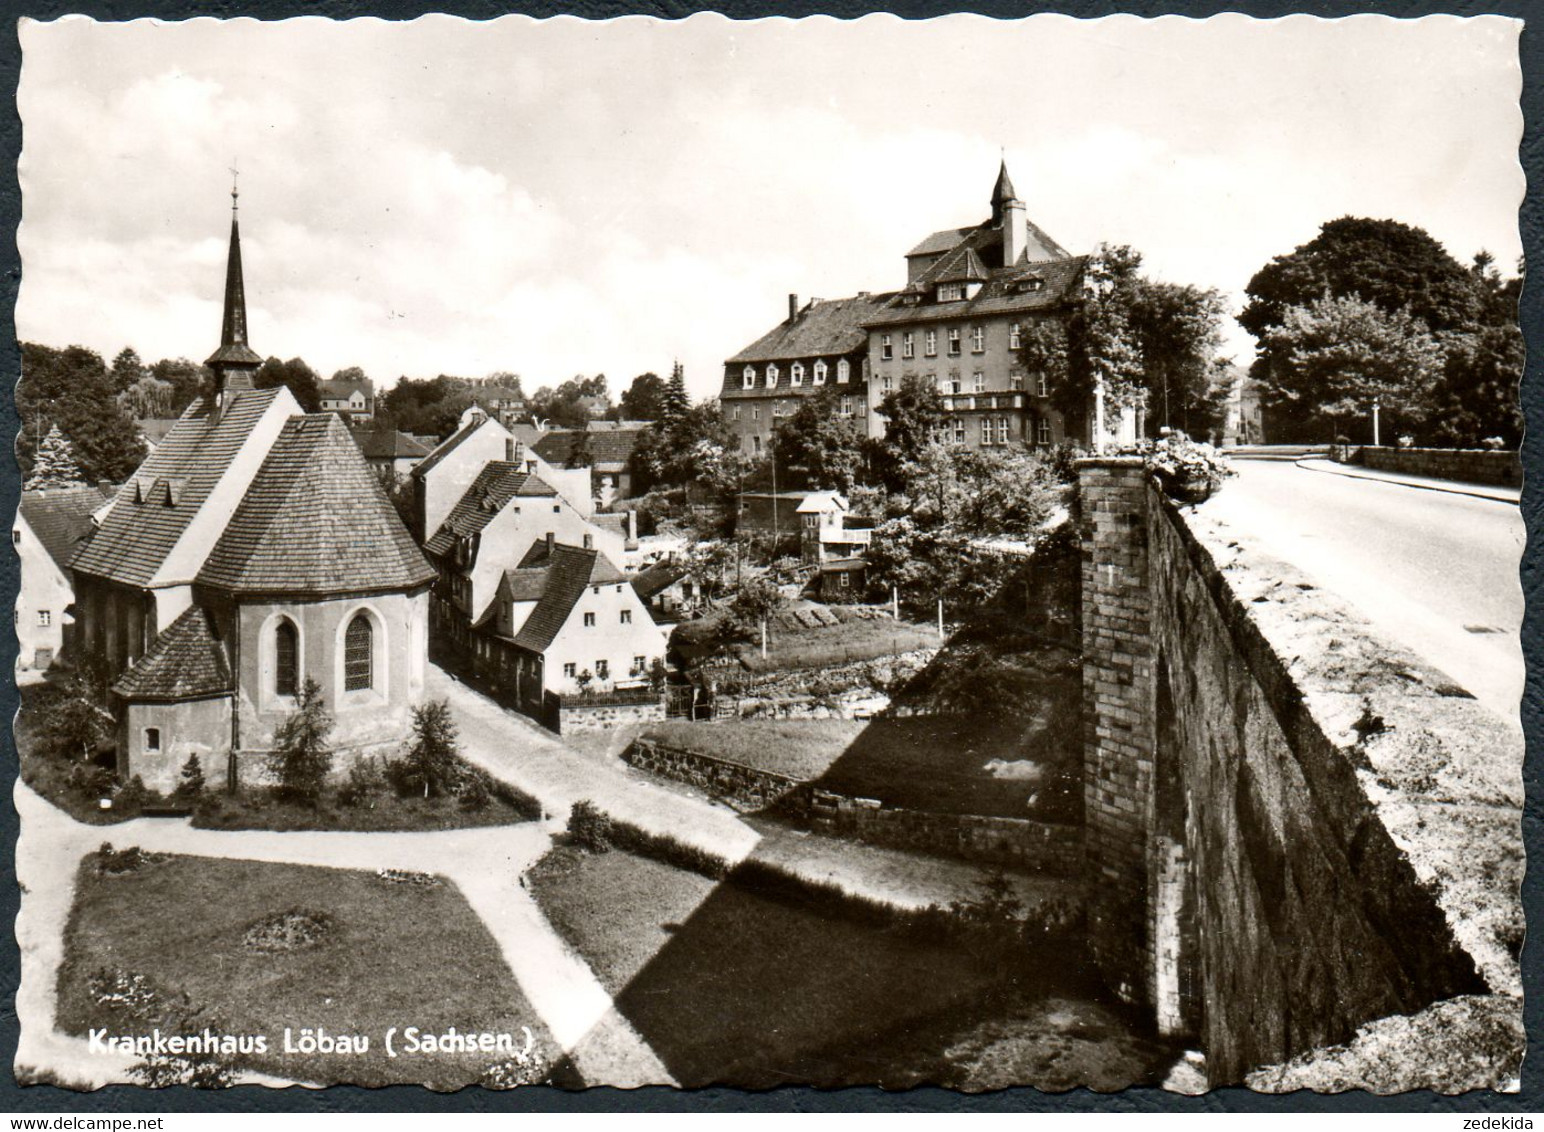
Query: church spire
xmin=205 ymin=168 xmax=262 ymax=400
xmin=990 ymin=157 xmax=1019 ymax=219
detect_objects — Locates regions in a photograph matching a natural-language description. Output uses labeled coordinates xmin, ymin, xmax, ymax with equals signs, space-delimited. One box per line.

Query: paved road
xmin=1204 ymin=459 xmax=1525 ymax=726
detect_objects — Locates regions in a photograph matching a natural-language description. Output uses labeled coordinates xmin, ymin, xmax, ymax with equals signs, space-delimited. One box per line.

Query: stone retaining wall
xmin=807 ymin=790 xmax=1082 ymax=875
xmin=622 ymin=737 xmax=806 ymax=810
xmin=1356 ymin=445 xmax=1520 ymax=487
xmin=559 ymin=698 xmax=666 ymax=734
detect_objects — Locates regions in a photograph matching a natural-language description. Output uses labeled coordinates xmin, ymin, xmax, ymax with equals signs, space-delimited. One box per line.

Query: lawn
xmin=675 ymin=603 xmax=939 ymax=675
xmin=57 ymin=853 xmax=557 ymax=1089
xmin=527 ymin=845 xmax=1170 ymax=1089
xmin=636 ymin=713 xmax=1071 ymax=820
xmin=636 ymin=719 xmax=865 ymax=782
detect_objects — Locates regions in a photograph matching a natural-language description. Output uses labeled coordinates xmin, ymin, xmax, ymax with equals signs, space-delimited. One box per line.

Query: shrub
xmin=115 ymin=775 xmax=150 ymax=813
xmin=174 ymin=754 xmax=206 ymax=801
xmin=458 ymin=771 xmax=491 ymax=812
xmin=67 ymin=762 xmax=115 ymax=801
xmin=336 ymin=758 xmax=386 ymax=808
xmin=400 ymin=699 xmax=465 ymax=799
xmin=567 ymin=799 xmax=614 ymax=853
xmin=129 ymin=1003 xmax=237 ymax=1089
xmin=1141 ymin=432 xmax=1234 ymax=500
xmin=266 ymin=678 xmax=334 ymax=806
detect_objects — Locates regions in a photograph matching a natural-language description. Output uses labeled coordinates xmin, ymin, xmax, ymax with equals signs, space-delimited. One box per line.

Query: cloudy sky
xmin=18 ymin=14 xmax=1523 ymax=403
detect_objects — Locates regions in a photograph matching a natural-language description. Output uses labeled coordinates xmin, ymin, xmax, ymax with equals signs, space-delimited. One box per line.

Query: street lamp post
xmin=1372 ymin=399 xmax=1381 ymax=448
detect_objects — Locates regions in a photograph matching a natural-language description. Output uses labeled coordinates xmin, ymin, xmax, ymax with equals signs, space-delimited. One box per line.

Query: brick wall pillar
xmin=1076 ymin=457 xmax=1156 ymax=1004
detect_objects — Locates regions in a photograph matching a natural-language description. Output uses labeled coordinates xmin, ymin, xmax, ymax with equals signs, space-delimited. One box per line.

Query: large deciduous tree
xmin=1259 ymin=294 xmax=1443 ymax=431
xmin=1241 ymin=218 xmax=1520 ymax=444
xmin=870 ymin=375 xmax=948 ymax=490
xmin=771 ymin=386 xmax=866 ymax=492
xmin=618 ymin=372 xmax=668 ymax=422
xmin=255 ymin=356 xmax=322 ymax=412
xmin=17 ymin=343 xmax=146 ymax=484
xmin=380 ymin=375 xmax=476 ymax=439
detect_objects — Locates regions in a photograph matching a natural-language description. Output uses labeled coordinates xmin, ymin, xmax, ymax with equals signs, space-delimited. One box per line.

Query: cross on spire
xmin=229 ymin=160 xmax=240 ymax=212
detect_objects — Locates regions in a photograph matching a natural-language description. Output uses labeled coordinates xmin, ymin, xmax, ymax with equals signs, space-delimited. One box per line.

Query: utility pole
xmin=892 ymin=586 xmax=899 ymax=620
xmin=1372 ymin=399 xmax=1382 ymax=447
xmin=937 ymin=598 xmax=944 ymax=641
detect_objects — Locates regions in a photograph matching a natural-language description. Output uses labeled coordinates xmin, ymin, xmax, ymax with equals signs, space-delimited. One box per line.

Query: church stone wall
xmin=120 ymin=696 xmax=232 ymax=795
xmin=219 ymin=588 xmax=429 ymax=776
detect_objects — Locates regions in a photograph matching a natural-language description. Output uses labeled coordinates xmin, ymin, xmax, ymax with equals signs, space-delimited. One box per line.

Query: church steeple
xmin=204 ymin=171 xmax=262 ymax=401
xmin=990 ymin=157 xmax=1019 ymax=219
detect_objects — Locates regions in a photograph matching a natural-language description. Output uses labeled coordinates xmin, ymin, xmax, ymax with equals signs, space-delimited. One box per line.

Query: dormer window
xmin=791 ymin=362 xmax=804 ymax=387
xmin=938 ymin=283 xmax=965 ymax=302
xmin=743 ymin=365 xmax=755 ymax=389
xmin=837 ymin=359 xmax=851 ymax=384
xmin=813 ymin=360 xmax=828 ymax=385
xmin=767 ymin=363 xmax=779 ymax=388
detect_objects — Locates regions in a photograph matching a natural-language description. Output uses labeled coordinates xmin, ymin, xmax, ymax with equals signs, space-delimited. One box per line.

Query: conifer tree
xmin=401 ymin=699 xmax=463 ymax=798
xmin=175 ymin=753 xmax=206 ymax=799
xmin=664 ymin=360 xmax=691 ymax=423
xmin=267 ymin=678 xmax=333 ymax=805
xmin=24 ymin=424 xmax=87 ymax=490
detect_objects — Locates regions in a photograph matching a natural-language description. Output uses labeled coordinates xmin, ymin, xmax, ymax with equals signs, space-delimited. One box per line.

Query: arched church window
xmin=275 ymin=619 xmax=299 ymax=697
xmin=344 ymin=614 xmax=373 ymax=692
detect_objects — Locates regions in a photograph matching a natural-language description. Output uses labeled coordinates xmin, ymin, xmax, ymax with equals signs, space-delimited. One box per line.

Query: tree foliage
xmin=664 ymin=361 xmax=691 ymax=423
xmin=870 ymin=376 xmax=948 ymax=490
xmin=17 ymin=343 xmax=146 ymax=484
xmin=772 ymin=386 xmax=867 ymax=492
xmin=632 ymin=401 xmax=747 ymax=499
xmin=618 ymin=372 xmax=668 ymax=422
xmin=1260 ymin=294 xmax=1443 ymax=428
xmin=380 ymin=375 xmax=476 ymax=439
xmin=398 ymin=699 xmax=464 ymax=799
xmin=24 ymin=424 xmax=87 ymax=490
xmin=267 ymin=678 xmax=333 ymax=806
xmin=532 ymin=374 xmax=609 ymax=429
xmin=255 ymin=356 xmax=322 ymax=413
xmin=1241 ymin=219 xmax=1520 ymax=444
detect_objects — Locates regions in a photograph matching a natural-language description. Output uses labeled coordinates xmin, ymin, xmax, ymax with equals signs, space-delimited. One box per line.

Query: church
xmin=70 ymin=190 xmax=436 ymax=794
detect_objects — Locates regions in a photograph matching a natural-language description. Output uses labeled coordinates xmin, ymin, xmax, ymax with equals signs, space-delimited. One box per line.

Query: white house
xmin=14 ymin=485 xmax=111 ymax=670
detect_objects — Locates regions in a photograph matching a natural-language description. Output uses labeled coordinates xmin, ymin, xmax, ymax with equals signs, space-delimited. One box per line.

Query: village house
xmin=410 ymin=411 xmax=592 ymax=543
xmin=422 ymin=461 xmax=624 ymax=658
xmin=318 ymin=374 xmax=375 ymax=420
xmin=69 ymin=196 xmax=435 ymax=793
xmin=14 ymin=483 xmax=113 ymax=671
xmin=532 ymin=426 xmax=644 ymax=508
xmin=353 ymin=427 xmax=431 ymax=482
xmin=630 ymin=559 xmax=693 ymax=628
xmin=720 ymin=293 xmax=884 ymax=457
xmin=795 ymin=491 xmax=874 ymax=565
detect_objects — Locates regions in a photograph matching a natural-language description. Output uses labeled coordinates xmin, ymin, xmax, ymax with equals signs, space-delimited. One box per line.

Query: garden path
xmin=13 ymin=780 xmax=672 ymax=1089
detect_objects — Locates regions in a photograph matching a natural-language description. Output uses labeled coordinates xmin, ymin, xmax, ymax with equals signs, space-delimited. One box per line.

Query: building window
xmin=584 ymin=612 xmax=596 ymax=627
xmin=938 ymin=283 xmax=964 ymax=301
xmin=751 ymin=405 xmax=760 ymax=421
xmin=981 ymin=417 xmax=993 ymax=446
xmin=767 ymin=363 xmax=779 ymax=387
xmin=953 ymin=420 xmax=966 ymax=446
xmin=840 ymin=397 xmax=854 ymax=417
xmin=564 ymin=662 xmax=576 ymax=678
xmin=837 ymin=359 xmax=851 ymax=383
xmin=145 ymin=727 xmax=160 ymax=752
xmin=596 ymin=659 xmax=609 ymax=680
xmin=275 ymin=619 xmax=299 ymax=697
xmin=973 ymin=371 xmax=985 ymax=393
xmin=344 ymin=614 xmax=373 ymax=691
xmin=814 ymin=360 xmax=827 ymax=385
xmin=1010 ymin=369 xmax=1025 ymax=390
xmin=998 ymin=417 xmax=1010 ymax=445
xmin=839 ymin=572 xmax=851 ymax=589
xmin=1038 ymin=419 xmax=1053 ymax=445
xmin=947 ymin=328 xmax=961 ymax=356
xmin=949 ymin=373 xmax=962 ymax=395
xmin=881 ymin=375 xmax=893 ymax=394
xmin=902 ymin=332 xmax=914 ymax=359
xmin=1037 ymin=373 xmax=1050 ymax=398
xmin=621 ymin=610 xmax=632 ymax=624
xmin=743 ymin=365 xmax=755 ymax=389
xmin=1009 ymin=323 xmax=1022 ymax=350
xmin=633 ymin=655 xmax=647 ymax=673
xmin=880 ymin=335 xmax=893 ymax=361
xmin=732 ymin=406 xmax=741 ymax=420
xmin=791 ymin=362 xmax=805 ymax=386
xmin=924 ymin=329 xmax=937 ymax=357
xmin=36 ymin=610 xmax=49 ymax=627
xmin=752 ymin=435 xmax=762 ymax=454
xmin=972 ymin=326 xmax=985 ymax=353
